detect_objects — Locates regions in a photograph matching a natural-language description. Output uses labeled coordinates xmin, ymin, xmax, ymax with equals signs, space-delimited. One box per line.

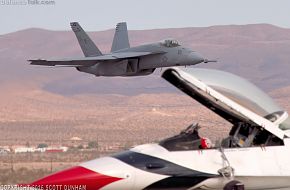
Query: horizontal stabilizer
xmin=29 ymin=59 xmax=97 ymax=67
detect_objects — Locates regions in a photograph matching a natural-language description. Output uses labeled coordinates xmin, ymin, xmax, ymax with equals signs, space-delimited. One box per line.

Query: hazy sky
xmin=1 ymin=0 xmax=290 ymax=34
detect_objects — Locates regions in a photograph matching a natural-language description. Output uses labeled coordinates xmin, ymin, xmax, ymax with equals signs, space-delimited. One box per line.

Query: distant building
xmin=14 ymin=147 xmax=35 ymax=153
xmin=45 ymin=146 xmax=68 ymax=153
xmin=35 ymin=147 xmax=46 ymax=153
xmin=0 ymin=147 xmax=10 ymax=155
xmin=70 ymin=137 xmax=82 ymax=141
xmin=12 ymin=146 xmax=68 ymax=154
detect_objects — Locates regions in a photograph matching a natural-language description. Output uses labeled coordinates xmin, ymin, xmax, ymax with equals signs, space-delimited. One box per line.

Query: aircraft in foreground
xmin=29 ymin=22 xmax=214 ymax=77
xmin=25 ymin=68 xmax=290 ymax=190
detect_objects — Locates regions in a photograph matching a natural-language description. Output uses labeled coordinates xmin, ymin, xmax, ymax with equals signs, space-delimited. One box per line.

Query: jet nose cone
xmin=30 ymin=166 xmax=123 ymax=190
xmin=189 ymin=52 xmax=205 ymax=65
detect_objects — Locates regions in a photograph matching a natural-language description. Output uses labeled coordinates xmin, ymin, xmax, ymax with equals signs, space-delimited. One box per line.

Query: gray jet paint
xmin=30 ymin=22 xmax=213 ymax=77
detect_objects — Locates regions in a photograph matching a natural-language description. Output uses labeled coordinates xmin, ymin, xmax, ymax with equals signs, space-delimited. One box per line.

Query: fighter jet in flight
xmin=29 ymin=22 xmax=214 ymax=77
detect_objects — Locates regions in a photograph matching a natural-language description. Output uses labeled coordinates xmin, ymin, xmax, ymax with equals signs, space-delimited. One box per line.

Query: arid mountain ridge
xmin=0 ymin=23 xmax=290 ymax=124
xmin=1 ymin=23 xmax=290 ymax=95
xmin=1 ymin=24 xmax=290 ymax=185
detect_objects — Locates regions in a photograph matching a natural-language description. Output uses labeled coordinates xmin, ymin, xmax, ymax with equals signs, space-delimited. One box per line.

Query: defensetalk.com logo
xmin=0 ymin=0 xmax=56 ymax=5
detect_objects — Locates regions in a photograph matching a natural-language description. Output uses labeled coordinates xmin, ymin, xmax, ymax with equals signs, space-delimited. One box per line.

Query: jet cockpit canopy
xmin=162 ymin=68 xmax=290 ymax=140
xmin=160 ymin=39 xmax=180 ymax=47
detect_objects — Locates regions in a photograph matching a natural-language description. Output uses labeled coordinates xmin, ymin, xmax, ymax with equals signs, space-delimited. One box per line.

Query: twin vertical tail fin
xmin=111 ymin=22 xmax=130 ymax=52
xmin=70 ymin=22 xmax=130 ymax=56
xmin=70 ymin=22 xmax=102 ymax=57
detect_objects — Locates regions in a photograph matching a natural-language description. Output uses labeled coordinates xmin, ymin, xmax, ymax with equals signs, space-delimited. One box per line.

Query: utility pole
xmin=10 ymin=153 xmax=14 ymax=173
xmin=50 ymin=156 xmax=53 ymax=173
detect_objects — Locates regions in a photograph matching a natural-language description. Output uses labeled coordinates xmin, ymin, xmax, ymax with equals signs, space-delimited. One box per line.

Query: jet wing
xmin=29 ymin=51 xmax=164 ymax=66
xmin=162 ymin=68 xmax=287 ymax=139
xmin=112 ymin=51 xmax=165 ymax=58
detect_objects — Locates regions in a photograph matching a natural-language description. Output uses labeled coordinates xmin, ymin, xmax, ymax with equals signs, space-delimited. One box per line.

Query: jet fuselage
xmin=77 ymin=43 xmax=204 ymax=76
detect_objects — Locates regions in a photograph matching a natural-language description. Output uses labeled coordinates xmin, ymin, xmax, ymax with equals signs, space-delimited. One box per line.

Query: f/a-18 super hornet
xmin=29 ymin=22 xmax=214 ymax=77
xmin=25 ymin=68 xmax=290 ymax=190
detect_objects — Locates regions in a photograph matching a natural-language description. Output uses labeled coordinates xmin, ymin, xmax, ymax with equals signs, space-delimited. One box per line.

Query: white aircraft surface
xmin=25 ymin=68 xmax=290 ymax=190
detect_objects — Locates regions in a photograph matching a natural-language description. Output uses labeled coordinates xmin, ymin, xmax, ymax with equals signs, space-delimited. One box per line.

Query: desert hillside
xmin=1 ymin=24 xmax=290 ymax=184
xmin=0 ymin=23 xmax=290 ymax=145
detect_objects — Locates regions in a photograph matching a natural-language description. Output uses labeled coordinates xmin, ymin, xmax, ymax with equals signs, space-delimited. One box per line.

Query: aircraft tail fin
xmin=111 ymin=22 xmax=130 ymax=52
xmin=70 ymin=22 xmax=102 ymax=57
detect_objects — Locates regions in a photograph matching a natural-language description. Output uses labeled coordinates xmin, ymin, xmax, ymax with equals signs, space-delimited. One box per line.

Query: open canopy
xmin=162 ymin=68 xmax=289 ymax=139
